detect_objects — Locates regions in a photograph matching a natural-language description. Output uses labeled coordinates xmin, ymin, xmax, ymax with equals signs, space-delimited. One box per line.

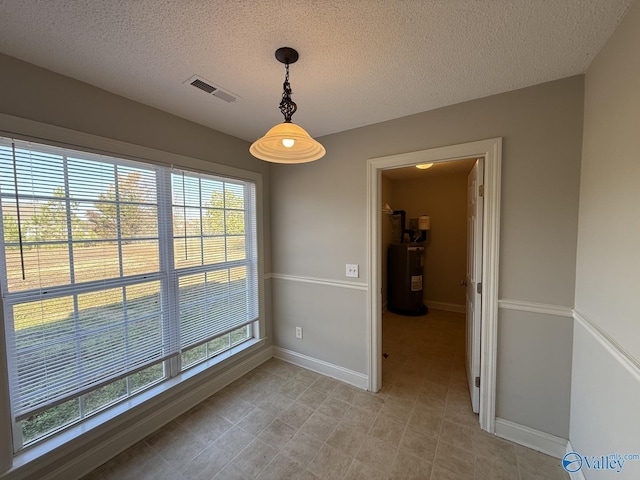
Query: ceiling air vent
xmin=184 ymin=75 xmax=238 ymax=103
xmin=191 ymin=78 xmax=216 ymax=94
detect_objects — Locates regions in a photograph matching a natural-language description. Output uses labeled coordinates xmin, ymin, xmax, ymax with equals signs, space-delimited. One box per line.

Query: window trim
xmin=1 ymin=138 xmax=259 ymax=432
xmin=0 ymin=112 xmax=266 ymax=475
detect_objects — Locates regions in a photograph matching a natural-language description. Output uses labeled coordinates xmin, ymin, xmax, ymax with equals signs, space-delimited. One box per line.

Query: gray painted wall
xmin=272 ymin=280 xmax=368 ymax=373
xmin=571 ymin=1 xmax=640 ymax=476
xmin=271 ymin=76 xmax=584 ymax=438
xmin=574 ymin=1 xmax=640 ymax=362
xmin=497 ymin=309 xmax=573 ymax=438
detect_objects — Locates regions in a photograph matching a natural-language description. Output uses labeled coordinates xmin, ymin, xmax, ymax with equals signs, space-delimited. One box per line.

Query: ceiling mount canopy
xmin=250 ymin=47 xmax=325 ymax=164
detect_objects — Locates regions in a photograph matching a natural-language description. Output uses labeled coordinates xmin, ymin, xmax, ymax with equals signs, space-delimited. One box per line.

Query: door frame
xmin=366 ymin=137 xmax=502 ymax=433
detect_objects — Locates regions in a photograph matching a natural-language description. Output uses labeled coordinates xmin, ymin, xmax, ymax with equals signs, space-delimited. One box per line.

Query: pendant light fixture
xmin=416 ymin=163 xmax=434 ymax=169
xmin=250 ymin=47 xmax=326 ymax=164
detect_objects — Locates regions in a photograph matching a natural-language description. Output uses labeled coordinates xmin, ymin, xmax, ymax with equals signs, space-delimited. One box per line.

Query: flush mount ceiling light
xmin=250 ymin=47 xmax=325 ymax=164
xmin=416 ymin=163 xmax=434 ymax=169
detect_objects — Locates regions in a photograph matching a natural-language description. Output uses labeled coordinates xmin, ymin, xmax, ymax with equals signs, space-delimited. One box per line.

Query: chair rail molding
xmin=499 ymin=299 xmax=573 ymax=318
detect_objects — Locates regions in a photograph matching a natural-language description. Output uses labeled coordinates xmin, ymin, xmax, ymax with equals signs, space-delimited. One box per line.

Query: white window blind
xmin=0 ymin=137 xmax=259 ymax=425
xmin=171 ymin=170 xmax=258 ymax=354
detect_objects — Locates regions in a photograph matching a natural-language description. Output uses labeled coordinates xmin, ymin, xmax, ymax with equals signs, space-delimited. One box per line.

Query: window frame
xmin=0 ymin=117 xmax=265 ymax=465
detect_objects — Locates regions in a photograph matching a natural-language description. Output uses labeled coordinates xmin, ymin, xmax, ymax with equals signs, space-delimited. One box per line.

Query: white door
xmin=466 ymin=159 xmax=484 ymax=413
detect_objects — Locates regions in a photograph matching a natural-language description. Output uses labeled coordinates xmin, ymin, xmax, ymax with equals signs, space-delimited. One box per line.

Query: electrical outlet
xmin=346 ymin=264 xmax=359 ymax=278
xmin=295 ymin=326 xmax=303 ymax=339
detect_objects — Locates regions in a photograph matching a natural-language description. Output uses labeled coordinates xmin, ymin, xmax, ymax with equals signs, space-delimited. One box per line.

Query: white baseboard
xmin=495 ymin=417 xmax=568 ymax=459
xmin=272 ymin=346 xmax=369 ymax=390
xmin=42 ymin=346 xmax=274 ymax=480
xmin=564 ymin=441 xmax=587 ymax=480
xmin=425 ymin=300 xmax=465 ymax=314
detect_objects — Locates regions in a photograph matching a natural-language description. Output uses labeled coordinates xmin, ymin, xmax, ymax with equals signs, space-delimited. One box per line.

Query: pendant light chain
xmin=279 ymin=62 xmax=297 ymax=123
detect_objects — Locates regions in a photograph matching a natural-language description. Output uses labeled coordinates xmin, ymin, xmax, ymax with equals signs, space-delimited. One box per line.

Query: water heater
xmin=387 ymin=243 xmax=428 ymax=316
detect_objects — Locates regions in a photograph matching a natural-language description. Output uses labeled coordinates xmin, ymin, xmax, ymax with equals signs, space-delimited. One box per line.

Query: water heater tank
xmin=387 ymin=243 xmax=428 ymax=316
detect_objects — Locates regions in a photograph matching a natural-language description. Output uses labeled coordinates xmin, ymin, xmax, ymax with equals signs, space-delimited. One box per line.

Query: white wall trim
xmin=499 ymin=299 xmax=573 ymax=318
xmin=565 ymin=442 xmax=587 ymax=480
xmin=272 ymin=346 xmax=369 ymax=390
xmin=425 ymin=301 xmax=465 ymax=314
xmin=495 ymin=417 xmax=568 ymax=459
xmin=267 ymin=273 xmax=368 ymax=291
xmin=573 ymin=309 xmax=640 ymax=381
xmin=368 ymin=137 xmax=502 ymax=435
xmin=12 ymin=347 xmax=273 ymax=480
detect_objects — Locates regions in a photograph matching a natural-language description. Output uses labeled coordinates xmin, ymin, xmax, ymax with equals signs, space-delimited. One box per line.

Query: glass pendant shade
xmin=250 ymin=121 xmax=326 ymax=164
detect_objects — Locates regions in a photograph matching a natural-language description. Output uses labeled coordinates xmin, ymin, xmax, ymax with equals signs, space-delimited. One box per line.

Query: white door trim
xmin=366 ymin=137 xmax=502 ymax=433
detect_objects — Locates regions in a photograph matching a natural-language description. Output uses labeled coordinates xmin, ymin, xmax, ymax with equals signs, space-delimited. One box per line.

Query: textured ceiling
xmin=0 ymin=1 xmax=634 ymax=143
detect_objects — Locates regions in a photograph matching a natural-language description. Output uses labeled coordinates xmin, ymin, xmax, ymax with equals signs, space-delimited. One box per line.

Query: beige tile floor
xmin=82 ymin=309 xmax=569 ymax=480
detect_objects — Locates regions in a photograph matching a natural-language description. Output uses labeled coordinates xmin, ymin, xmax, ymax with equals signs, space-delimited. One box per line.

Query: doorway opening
xmin=367 ymin=138 xmax=502 ymax=433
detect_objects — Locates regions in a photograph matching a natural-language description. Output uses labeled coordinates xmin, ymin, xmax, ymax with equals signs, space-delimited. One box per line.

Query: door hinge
xmin=475 ymin=376 xmax=480 ymax=388
xmin=479 ymin=184 xmax=484 ymax=197
xmin=477 ymin=282 xmax=482 ymax=294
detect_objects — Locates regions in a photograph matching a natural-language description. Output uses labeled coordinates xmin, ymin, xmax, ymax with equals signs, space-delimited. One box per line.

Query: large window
xmin=0 ymin=137 xmax=259 ymax=450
